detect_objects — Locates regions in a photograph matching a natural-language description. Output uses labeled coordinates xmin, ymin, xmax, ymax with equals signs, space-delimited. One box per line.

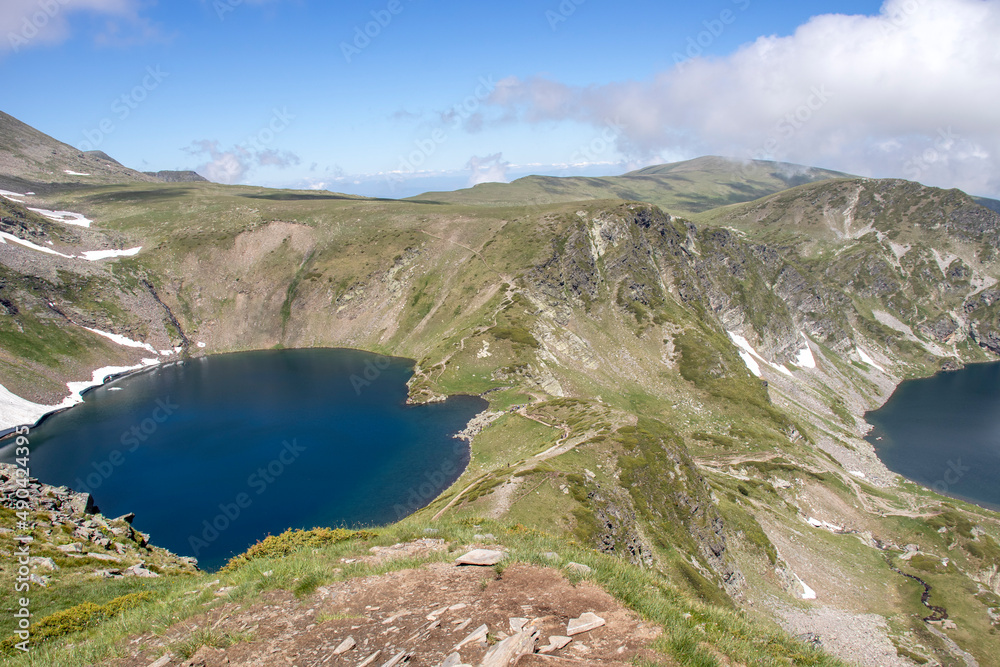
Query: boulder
xmin=455 ymin=549 xmax=504 ymax=566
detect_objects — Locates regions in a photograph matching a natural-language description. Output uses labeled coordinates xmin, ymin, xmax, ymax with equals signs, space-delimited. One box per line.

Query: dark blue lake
xmin=0 ymin=349 xmax=485 ymax=570
xmin=865 ymin=361 xmax=1000 ymax=511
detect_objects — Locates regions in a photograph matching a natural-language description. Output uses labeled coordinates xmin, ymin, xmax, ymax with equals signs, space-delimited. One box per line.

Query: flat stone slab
xmin=567 ymin=612 xmax=606 ymax=636
xmin=454 ymin=549 xmax=504 ymax=566
xmin=539 ymin=635 xmax=573 ymax=653
xmin=332 ymin=636 xmax=355 ymax=654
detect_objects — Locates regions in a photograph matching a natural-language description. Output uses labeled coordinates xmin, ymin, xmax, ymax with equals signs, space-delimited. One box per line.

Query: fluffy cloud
xmin=185 ymin=140 xmax=301 ymax=185
xmin=466 ymin=153 xmax=510 ymax=186
xmin=1 ymin=0 xmax=162 ymax=53
xmin=487 ymin=0 xmax=1000 ymax=196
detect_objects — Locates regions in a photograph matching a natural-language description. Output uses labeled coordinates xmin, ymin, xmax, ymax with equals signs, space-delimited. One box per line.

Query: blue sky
xmin=2 ymin=0 xmax=998 ymax=198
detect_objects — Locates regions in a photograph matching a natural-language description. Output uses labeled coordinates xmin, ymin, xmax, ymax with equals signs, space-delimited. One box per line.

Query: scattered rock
xmin=479 ymin=627 xmax=539 ymax=666
xmin=540 ymin=552 xmax=560 ymax=561
xmin=147 ymin=655 xmax=173 ymax=667
xmin=539 ymin=635 xmax=573 ymax=654
xmin=473 ymin=533 xmax=497 ymax=542
xmin=440 ymin=653 xmax=464 ymax=667
xmin=567 ymin=612 xmax=606 ymax=636
xmin=454 ymin=624 xmax=489 ymax=650
xmin=29 ymin=556 xmax=59 ymax=571
xmin=455 ymin=549 xmax=504 ymax=566
xmin=57 ymin=542 xmax=83 ymax=553
xmin=566 ymin=562 xmax=592 ymax=575
xmin=509 ymin=617 xmax=529 ymax=633
xmin=382 ymin=649 xmax=409 ymax=666
xmin=125 ymin=562 xmax=159 ymax=578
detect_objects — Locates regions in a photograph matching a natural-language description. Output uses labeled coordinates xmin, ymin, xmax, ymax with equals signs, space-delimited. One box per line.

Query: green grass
xmin=1 ymin=520 xmax=845 ymax=667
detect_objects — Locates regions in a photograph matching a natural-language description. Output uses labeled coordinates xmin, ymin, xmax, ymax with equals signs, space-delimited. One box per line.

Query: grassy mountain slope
xmin=2 ymin=118 xmax=1000 ymax=665
xmin=0 ymin=111 xmax=156 ymax=189
xmin=412 ymin=156 xmax=850 ymax=215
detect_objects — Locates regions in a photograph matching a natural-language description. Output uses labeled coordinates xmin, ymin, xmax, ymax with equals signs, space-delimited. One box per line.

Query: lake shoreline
xmin=864 ymin=360 xmax=1000 ymax=512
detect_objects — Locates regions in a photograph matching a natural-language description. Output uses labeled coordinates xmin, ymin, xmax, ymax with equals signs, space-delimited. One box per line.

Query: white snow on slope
xmin=795 ymin=573 xmax=817 ymax=600
xmin=792 ymin=334 xmax=816 ymax=369
xmin=0 ymin=231 xmax=75 ymax=258
xmin=728 ymin=332 xmax=763 ymax=377
xmin=28 ymin=207 xmax=93 ymax=228
xmin=83 ymin=327 xmax=159 ymax=354
xmin=0 ymin=360 xmax=161 ymax=431
xmin=0 ymin=233 xmax=140 ymax=262
xmin=79 ymin=247 xmax=141 ymax=261
xmin=807 ymin=517 xmax=844 ymax=532
xmin=728 ymin=331 xmax=794 ymax=378
xmin=63 ymin=170 xmax=91 ymax=176
xmin=856 ymin=347 xmax=887 ymax=372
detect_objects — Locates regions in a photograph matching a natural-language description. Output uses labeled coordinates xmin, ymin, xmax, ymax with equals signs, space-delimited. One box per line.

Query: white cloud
xmin=466 ymin=153 xmax=510 ymax=186
xmin=185 ymin=140 xmax=301 ymax=185
xmin=1 ymin=0 xmax=163 ymax=53
xmin=486 ymin=0 xmax=1000 ymax=196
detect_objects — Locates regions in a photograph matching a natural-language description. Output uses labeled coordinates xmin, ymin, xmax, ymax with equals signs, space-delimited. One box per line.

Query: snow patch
xmin=792 ymin=334 xmax=816 ymax=369
xmin=79 ymin=247 xmax=141 ymax=261
xmin=856 ymin=347 xmax=887 ymax=372
xmin=197 ymin=341 xmax=207 ymax=349
xmin=798 ymin=577 xmax=817 ymax=600
xmin=807 ymin=517 xmax=844 ymax=532
xmin=1 ymin=232 xmax=140 ymax=262
xmin=848 ymin=470 xmax=867 ymax=478
xmin=83 ymin=327 xmax=158 ymax=354
xmin=728 ymin=331 xmax=792 ymax=378
xmin=737 ymin=350 xmax=762 ymax=377
xmin=477 ymin=341 xmax=492 ymax=359
xmin=27 ymin=207 xmax=92 ymax=228
xmin=0 ymin=189 xmax=27 ymax=201
xmin=0 ymin=231 xmax=75 ymax=258
xmin=0 ymin=360 xmax=160 ymax=431
xmin=63 ymin=170 xmax=91 ymax=176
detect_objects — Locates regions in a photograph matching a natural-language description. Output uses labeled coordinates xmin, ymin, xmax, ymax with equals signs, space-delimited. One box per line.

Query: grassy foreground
xmin=2 ymin=520 xmax=843 ymax=667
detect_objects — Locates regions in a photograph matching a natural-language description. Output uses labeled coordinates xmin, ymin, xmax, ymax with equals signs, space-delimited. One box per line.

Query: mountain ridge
xmin=2 ymin=112 xmax=1000 ymax=666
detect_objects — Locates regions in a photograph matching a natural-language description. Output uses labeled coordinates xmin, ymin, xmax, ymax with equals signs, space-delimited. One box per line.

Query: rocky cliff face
xmin=0 ymin=464 xmax=198 ymax=586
